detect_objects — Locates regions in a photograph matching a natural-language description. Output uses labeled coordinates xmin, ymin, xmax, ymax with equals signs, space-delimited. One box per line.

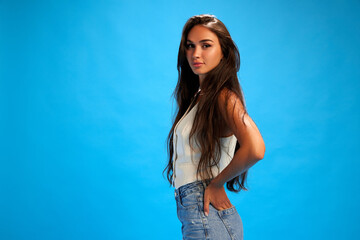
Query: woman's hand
xmin=203 ymin=183 xmax=233 ymax=216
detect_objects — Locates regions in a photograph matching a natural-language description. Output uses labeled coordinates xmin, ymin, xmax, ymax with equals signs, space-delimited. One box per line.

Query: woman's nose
xmin=192 ymin=46 xmax=201 ymax=59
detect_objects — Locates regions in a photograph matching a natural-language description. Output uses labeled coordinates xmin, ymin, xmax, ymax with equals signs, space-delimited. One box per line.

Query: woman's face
xmin=185 ymin=24 xmax=223 ymax=83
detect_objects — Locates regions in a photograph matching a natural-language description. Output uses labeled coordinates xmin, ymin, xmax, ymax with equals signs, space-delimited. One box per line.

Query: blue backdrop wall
xmin=1 ymin=0 xmax=359 ymax=239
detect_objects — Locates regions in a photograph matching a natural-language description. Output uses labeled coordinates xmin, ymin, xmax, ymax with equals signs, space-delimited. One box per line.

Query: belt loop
xmin=175 ymin=187 xmax=179 ymax=197
xmin=203 ymin=178 xmax=212 ymax=188
xmin=201 ymin=180 xmax=207 ymax=190
xmin=175 ymin=189 xmax=178 ymax=197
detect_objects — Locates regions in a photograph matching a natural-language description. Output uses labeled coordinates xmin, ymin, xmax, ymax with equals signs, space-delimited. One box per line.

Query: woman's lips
xmin=193 ymin=62 xmax=203 ymax=67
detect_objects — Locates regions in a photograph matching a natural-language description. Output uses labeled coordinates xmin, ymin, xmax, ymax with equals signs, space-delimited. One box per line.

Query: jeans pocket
xmin=216 ymin=205 xmax=243 ymax=240
xmin=217 ymin=205 xmax=236 ymax=216
xmin=179 ymin=191 xmax=201 ymax=209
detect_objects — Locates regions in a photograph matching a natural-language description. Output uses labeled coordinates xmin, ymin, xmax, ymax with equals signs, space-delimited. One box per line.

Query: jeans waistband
xmin=174 ymin=179 xmax=213 ymax=197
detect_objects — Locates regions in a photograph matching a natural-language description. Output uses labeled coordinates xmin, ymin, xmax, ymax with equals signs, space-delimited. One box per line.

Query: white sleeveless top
xmin=172 ymin=100 xmax=238 ymax=189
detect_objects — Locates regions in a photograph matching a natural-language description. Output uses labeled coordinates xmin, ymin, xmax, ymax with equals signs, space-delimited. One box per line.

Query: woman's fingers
xmin=212 ymin=201 xmax=233 ymax=211
xmin=203 ymin=184 xmax=232 ymax=214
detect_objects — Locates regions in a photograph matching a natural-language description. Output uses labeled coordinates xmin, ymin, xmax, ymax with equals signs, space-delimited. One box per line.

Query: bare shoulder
xmin=217 ymin=88 xmax=264 ymax=149
xmin=217 ymin=88 xmax=246 ymax=123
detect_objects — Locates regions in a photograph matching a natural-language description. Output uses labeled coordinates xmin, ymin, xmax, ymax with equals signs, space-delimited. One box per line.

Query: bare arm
xmin=203 ymin=88 xmax=265 ymax=215
xmin=212 ymin=89 xmax=265 ymax=187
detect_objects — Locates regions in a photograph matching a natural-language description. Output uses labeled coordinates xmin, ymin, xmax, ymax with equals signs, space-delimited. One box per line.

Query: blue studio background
xmin=1 ymin=0 xmax=359 ymax=239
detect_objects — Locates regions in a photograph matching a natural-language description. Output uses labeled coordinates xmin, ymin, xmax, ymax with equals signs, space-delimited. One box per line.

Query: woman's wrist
xmin=210 ymin=176 xmax=225 ymax=188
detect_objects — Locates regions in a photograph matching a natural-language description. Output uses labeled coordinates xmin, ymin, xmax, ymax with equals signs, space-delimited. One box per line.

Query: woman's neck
xmin=199 ymin=74 xmax=205 ymax=89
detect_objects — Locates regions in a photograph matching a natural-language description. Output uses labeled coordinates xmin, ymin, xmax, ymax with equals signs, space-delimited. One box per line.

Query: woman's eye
xmin=186 ymin=43 xmax=211 ymax=49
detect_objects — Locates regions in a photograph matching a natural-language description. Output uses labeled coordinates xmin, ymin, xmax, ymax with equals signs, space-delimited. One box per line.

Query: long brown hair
xmin=163 ymin=14 xmax=249 ymax=192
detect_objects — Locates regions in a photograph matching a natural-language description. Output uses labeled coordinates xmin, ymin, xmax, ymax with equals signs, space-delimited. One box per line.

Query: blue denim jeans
xmin=175 ymin=179 xmax=244 ymax=240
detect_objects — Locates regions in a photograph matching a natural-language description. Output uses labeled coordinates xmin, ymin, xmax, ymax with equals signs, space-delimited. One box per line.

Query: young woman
xmin=163 ymin=14 xmax=266 ymax=240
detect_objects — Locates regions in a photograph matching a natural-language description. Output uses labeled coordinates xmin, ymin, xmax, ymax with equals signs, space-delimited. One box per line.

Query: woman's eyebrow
xmin=186 ymin=39 xmax=214 ymax=43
